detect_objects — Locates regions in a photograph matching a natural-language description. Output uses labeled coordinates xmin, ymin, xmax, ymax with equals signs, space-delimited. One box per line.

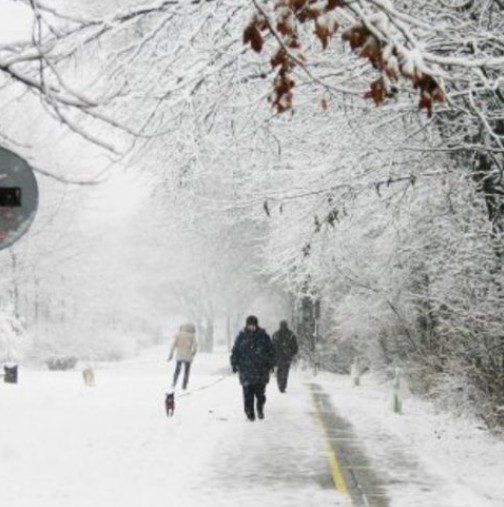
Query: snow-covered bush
xmin=0 ymin=304 xmax=30 ymax=364
xmin=27 ymin=324 xmax=156 ymax=364
xmin=46 ymin=356 xmax=78 ymax=371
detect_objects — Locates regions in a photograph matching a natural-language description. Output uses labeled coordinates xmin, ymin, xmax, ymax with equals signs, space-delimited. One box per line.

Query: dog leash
xmin=173 ymin=374 xmax=231 ymax=399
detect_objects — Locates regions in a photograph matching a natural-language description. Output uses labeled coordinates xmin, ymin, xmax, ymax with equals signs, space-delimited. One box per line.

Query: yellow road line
xmin=310 ymin=387 xmax=354 ymax=506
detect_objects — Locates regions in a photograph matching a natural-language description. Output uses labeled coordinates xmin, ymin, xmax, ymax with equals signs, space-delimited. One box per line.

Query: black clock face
xmin=0 ymin=147 xmax=38 ymax=250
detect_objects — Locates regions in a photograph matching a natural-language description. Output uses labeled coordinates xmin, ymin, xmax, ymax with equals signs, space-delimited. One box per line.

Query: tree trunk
xmin=226 ymin=314 xmax=232 ymax=351
xmin=203 ymin=318 xmax=214 ymax=353
xmin=472 ymin=146 xmax=504 ymax=260
xmin=10 ymin=251 xmax=19 ymax=318
xmin=296 ymin=293 xmax=320 ymax=372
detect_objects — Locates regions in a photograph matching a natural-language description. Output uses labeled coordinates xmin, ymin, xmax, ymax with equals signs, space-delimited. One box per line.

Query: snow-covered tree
xmin=0 ymin=302 xmax=29 ymax=363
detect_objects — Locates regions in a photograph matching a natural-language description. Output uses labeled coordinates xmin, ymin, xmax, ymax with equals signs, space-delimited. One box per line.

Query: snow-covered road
xmin=0 ymin=348 xmax=342 ymax=507
xmin=1 ymin=346 xmax=503 ymax=507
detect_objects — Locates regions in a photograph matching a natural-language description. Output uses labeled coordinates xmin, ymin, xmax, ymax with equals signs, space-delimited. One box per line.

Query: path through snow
xmin=1 ymin=346 xmax=503 ymax=507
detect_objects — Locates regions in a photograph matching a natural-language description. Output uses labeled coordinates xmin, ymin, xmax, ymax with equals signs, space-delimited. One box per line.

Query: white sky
xmin=87 ymin=170 xmax=151 ymax=222
xmin=94 ymin=172 xmax=149 ymax=216
xmin=0 ymin=1 xmax=34 ymax=45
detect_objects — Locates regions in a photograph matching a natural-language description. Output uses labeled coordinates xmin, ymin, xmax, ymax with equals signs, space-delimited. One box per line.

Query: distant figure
xmin=168 ymin=323 xmax=198 ymax=390
xmin=82 ymin=368 xmax=95 ymax=387
xmin=272 ymin=320 xmax=298 ymax=393
xmin=230 ymin=315 xmax=275 ymax=421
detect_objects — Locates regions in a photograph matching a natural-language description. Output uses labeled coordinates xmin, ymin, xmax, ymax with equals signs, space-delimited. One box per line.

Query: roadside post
xmin=392 ymin=367 xmax=402 ymax=414
xmin=350 ymin=359 xmax=360 ymax=386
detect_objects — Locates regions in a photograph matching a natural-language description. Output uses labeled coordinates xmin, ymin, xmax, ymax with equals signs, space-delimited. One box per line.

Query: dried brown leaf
xmin=243 ymin=24 xmax=263 ymax=53
xmin=359 ymin=36 xmax=382 ymax=68
xmin=314 ymin=21 xmax=331 ymax=49
xmin=364 ymin=78 xmax=387 ymax=106
xmin=419 ymin=90 xmax=433 ymax=117
xmin=342 ymin=24 xmax=369 ymax=50
xmin=325 ymin=0 xmax=344 ymax=11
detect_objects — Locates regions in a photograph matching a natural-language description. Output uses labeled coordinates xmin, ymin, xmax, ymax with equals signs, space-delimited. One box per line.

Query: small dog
xmin=165 ymin=392 xmax=175 ymax=417
xmin=82 ymin=368 xmax=95 ymax=387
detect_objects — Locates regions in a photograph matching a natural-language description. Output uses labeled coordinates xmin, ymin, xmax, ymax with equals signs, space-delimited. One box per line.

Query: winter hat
xmin=246 ymin=315 xmax=258 ymax=326
xmin=280 ymin=320 xmax=288 ymax=329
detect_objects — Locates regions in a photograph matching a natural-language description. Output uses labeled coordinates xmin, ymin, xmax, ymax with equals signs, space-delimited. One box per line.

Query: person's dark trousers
xmin=242 ymin=383 xmax=266 ymax=420
xmin=276 ymin=360 xmax=291 ymax=393
xmin=173 ymin=360 xmax=192 ymax=389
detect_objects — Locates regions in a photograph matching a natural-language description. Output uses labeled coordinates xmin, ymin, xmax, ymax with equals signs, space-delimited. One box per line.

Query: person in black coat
xmin=272 ymin=320 xmax=298 ymax=393
xmin=230 ymin=315 xmax=275 ymax=421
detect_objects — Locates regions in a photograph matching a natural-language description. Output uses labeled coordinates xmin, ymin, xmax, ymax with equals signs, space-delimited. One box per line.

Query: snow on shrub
xmin=0 ymin=304 xmax=30 ymax=364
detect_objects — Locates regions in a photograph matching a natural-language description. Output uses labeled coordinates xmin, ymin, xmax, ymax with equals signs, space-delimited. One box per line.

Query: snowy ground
xmin=1 ymin=346 xmax=503 ymax=507
xmin=316 ymin=371 xmax=504 ymax=507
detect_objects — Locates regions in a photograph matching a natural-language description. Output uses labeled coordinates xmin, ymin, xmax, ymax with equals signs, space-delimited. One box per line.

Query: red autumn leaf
xmin=271 ymin=48 xmax=288 ymax=69
xmin=289 ymin=0 xmax=308 ymax=11
xmin=314 ymin=21 xmax=331 ymax=49
xmin=419 ymin=90 xmax=433 ymax=117
xmin=277 ymin=20 xmax=294 ymax=36
xmin=287 ymin=34 xmax=302 ymax=49
xmin=411 ymin=73 xmax=443 ymax=115
xmin=359 ymin=36 xmax=383 ymax=69
xmin=325 ymin=0 xmax=344 ymax=11
xmin=257 ymin=18 xmax=269 ymax=31
xmin=416 ymin=75 xmax=440 ymax=93
xmin=297 ymin=7 xmax=321 ymax=23
xmin=342 ymin=24 xmax=369 ymax=50
xmin=364 ymin=78 xmax=387 ymax=106
xmin=243 ymin=24 xmax=263 ymax=53
xmin=432 ymin=87 xmax=445 ymax=103
xmin=271 ymin=70 xmax=295 ymax=113
xmin=272 ymin=89 xmax=293 ymax=113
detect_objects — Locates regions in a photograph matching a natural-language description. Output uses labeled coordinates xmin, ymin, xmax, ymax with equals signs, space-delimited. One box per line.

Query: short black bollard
xmin=4 ymin=365 xmax=18 ymax=383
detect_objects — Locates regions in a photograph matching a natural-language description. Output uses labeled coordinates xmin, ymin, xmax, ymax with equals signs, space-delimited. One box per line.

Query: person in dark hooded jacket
xmin=230 ymin=315 xmax=275 ymax=421
xmin=272 ymin=320 xmax=298 ymax=393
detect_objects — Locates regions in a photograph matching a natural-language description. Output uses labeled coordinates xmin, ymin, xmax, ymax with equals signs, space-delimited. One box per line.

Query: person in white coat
xmin=168 ymin=323 xmax=198 ymax=390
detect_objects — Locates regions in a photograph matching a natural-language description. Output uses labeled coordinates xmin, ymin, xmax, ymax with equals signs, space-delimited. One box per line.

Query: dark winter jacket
xmin=272 ymin=325 xmax=298 ymax=363
xmin=230 ymin=327 xmax=275 ymax=386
